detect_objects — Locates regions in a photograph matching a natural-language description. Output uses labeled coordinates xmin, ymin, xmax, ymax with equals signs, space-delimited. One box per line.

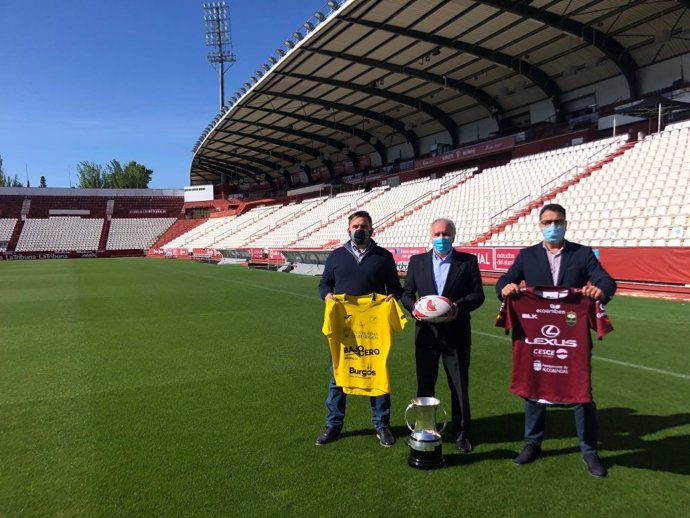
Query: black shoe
xmin=513 ymin=443 xmax=542 ymax=465
xmin=583 ymin=453 xmax=608 ymax=478
xmin=315 ymin=426 xmax=341 ymax=446
xmin=456 ymin=434 xmax=473 ymax=453
xmin=376 ymin=425 xmax=395 ymax=447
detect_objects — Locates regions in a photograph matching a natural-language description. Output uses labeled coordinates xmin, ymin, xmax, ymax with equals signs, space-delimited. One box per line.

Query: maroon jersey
xmin=496 ymin=287 xmax=613 ymax=404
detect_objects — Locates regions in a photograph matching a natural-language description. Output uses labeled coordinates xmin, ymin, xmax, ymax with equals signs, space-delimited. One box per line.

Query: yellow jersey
xmin=322 ymin=293 xmax=407 ymax=396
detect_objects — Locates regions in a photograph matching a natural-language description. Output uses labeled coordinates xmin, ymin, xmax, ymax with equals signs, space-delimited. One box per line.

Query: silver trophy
xmin=404 ymin=396 xmax=447 ymax=469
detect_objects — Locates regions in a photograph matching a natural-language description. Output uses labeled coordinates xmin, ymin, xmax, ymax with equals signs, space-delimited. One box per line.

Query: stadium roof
xmin=190 ymin=0 xmax=690 ymax=187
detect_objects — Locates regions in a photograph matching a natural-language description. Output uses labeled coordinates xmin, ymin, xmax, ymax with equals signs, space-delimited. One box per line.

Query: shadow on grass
xmin=374 ymin=408 xmax=690 ymax=475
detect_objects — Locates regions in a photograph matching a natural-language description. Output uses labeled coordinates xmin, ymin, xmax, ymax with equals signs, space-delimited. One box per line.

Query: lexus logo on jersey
xmin=541 ymin=325 xmax=560 ymax=338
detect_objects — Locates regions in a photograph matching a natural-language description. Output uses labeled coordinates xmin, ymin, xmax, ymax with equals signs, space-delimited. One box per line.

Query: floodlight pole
xmin=204 ymin=2 xmax=236 ymax=111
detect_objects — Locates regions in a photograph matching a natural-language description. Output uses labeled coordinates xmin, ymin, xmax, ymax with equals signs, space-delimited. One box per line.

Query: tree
xmin=0 ymin=156 xmax=24 ymax=187
xmin=104 ymin=160 xmax=152 ymax=188
xmin=76 ymin=159 xmax=153 ymax=189
xmin=9 ymin=174 xmax=23 ymax=187
xmin=0 ymin=155 xmax=5 ymax=187
xmin=39 ymin=176 xmax=47 ymax=188
xmin=122 ymin=161 xmax=153 ymax=188
xmin=77 ymin=161 xmax=106 ymax=188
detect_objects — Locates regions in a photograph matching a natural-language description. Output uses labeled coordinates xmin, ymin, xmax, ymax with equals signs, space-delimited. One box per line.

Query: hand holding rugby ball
xmin=412 ymin=295 xmax=457 ymax=323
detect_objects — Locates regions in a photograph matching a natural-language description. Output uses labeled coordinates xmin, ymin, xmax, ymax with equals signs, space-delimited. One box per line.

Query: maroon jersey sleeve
xmin=588 ymin=299 xmax=614 ymax=340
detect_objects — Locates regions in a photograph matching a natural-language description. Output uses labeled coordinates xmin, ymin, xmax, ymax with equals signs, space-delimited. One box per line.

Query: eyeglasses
xmin=540 ymin=219 xmax=566 ymax=226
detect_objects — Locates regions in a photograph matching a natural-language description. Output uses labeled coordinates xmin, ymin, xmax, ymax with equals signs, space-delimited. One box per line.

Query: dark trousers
xmin=524 ymin=399 xmax=599 ymax=455
xmin=415 ymin=341 xmax=471 ymax=438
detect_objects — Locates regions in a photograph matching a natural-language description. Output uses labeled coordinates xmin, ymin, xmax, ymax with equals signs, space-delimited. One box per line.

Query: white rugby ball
xmin=413 ymin=295 xmax=455 ymax=323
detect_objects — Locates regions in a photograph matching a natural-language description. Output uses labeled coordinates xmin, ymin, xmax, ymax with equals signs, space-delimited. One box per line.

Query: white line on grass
xmin=181 ymin=266 xmax=690 ymax=381
xmin=472 ymin=330 xmax=690 ymax=381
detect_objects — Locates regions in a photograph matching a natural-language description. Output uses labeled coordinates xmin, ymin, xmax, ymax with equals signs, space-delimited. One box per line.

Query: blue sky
xmin=0 ymin=0 xmax=328 ymax=189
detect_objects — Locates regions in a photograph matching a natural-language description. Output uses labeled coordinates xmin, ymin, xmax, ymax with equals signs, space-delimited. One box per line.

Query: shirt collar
xmin=432 ymin=250 xmax=453 ymax=263
xmin=542 ymin=240 xmax=567 ymax=255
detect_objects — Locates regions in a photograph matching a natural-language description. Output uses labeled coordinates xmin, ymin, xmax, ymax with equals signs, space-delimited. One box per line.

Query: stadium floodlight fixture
xmin=284 ymin=40 xmax=294 ymax=49
xmin=262 ymin=63 xmax=271 ymax=71
xmin=304 ymin=21 xmax=314 ymax=32
xmin=276 ymin=48 xmax=286 ymax=57
xmin=327 ymin=0 xmax=339 ymax=10
xmin=204 ymin=1 xmax=237 ymax=111
xmin=243 ymin=82 xmax=251 ymax=89
xmin=293 ymin=31 xmax=303 ymax=41
xmin=314 ymin=11 xmax=326 ymax=22
xmin=268 ymin=56 xmax=277 ymax=65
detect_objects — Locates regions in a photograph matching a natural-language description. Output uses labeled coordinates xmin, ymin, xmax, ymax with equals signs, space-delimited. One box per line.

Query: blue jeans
xmin=325 ymin=375 xmax=390 ymax=430
xmin=524 ymin=399 xmax=599 ymax=455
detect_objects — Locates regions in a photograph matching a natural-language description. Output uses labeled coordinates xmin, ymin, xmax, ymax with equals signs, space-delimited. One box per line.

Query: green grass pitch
xmin=1 ymin=258 xmax=689 ymax=516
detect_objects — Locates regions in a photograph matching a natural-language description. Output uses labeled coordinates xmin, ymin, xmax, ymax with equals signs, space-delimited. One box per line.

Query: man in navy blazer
xmin=496 ymin=203 xmax=616 ymax=478
xmin=401 ymin=218 xmax=485 ymax=452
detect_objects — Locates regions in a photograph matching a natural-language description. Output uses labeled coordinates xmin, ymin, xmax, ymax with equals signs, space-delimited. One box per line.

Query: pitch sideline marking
xmin=472 ymin=330 xmax=690 ymax=381
xmin=180 ymin=267 xmax=690 ymax=381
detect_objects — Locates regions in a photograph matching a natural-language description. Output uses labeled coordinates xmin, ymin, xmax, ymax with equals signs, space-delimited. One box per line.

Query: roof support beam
xmin=247 ymin=120 xmax=348 ymax=157
xmin=261 ymin=89 xmax=420 ymax=156
xmin=347 ymin=17 xmax=563 ymax=121
xmin=307 ymin=47 xmax=505 ymax=128
xmin=275 ymin=71 xmax=459 ymax=147
xmin=197 ymin=155 xmax=262 ymax=184
xmin=212 ymin=140 xmax=300 ymax=167
xmin=215 ymin=128 xmax=322 ymax=160
xmin=250 ymin=106 xmax=388 ymax=163
xmin=207 ymin=149 xmax=278 ymax=174
xmin=477 ymin=0 xmax=638 ymax=98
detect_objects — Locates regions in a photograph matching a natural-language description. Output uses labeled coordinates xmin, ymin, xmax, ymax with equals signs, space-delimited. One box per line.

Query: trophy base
xmin=407 ymin=445 xmax=445 ymax=470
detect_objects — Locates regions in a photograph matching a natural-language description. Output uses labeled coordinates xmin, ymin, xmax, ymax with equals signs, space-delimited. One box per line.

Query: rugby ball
xmin=413 ymin=295 xmax=455 ymax=323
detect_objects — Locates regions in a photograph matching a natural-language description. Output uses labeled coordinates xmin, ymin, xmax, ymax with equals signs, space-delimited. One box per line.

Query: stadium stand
xmin=15 ymin=217 xmax=102 ymax=252
xmin=106 ymin=218 xmax=178 ymax=250
xmin=484 ymin=126 xmax=690 ymax=248
xmin=0 ymin=218 xmax=16 ymax=241
xmin=0 ymin=188 xmax=183 ymax=256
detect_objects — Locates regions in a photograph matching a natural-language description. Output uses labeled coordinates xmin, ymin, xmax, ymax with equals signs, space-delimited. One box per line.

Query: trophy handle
xmin=404 ymin=402 xmax=416 ymax=432
xmin=437 ymin=405 xmax=448 ymax=434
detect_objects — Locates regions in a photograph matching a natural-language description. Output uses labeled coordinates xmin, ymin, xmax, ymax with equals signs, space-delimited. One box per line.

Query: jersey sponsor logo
xmin=349 ymin=367 xmax=376 ymax=377
xmin=343 ymin=345 xmax=381 ymax=357
xmin=536 ymin=307 xmax=566 ymax=315
xmin=525 ymin=337 xmax=578 ymax=347
xmin=541 ymin=363 xmax=568 ymax=374
xmin=522 ymin=313 xmax=538 ymax=319
xmin=532 ymin=348 xmax=569 ymax=359
xmin=541 ymin=325 xmax=560 ymax=338
xmin=533 ymin=360 xmax=568 ymax=374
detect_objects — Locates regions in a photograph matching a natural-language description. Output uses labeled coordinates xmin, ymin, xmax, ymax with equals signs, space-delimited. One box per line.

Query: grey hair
xmin=430 ymin=218 xmax=456 ymax=238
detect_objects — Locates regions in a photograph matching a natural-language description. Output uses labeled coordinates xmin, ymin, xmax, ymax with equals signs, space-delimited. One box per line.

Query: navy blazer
xmin=495 ymin=241 xmax=616 ymax=303
xmin=402 ymin=249 xmax=485 ymax=347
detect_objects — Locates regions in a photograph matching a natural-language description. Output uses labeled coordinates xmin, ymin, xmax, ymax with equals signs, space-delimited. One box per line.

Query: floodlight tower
xmin=203 ymin=2 xmax=237 ymax=111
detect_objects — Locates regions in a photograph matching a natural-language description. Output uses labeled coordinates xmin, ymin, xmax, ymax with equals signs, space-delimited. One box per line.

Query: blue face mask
xmin=543 ymin=224 xmax=566 ymax=244
xmin=432 ymin=237 xmax=453 ymax=254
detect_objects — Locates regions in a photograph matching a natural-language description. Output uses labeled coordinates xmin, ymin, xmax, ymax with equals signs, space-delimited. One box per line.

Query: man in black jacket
xmin=401 ymin=218 xmax=485 ymax=452
xmin=496 ymin=203 xmax=616 ymax=477
xmin=316 ymin=210 xmax=402 ymax=447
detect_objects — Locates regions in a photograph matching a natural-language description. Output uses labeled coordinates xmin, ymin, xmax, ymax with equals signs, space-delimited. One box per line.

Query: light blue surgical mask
xmin=432 ymin=237 xmax=453 ymax=255
xmin=543 ymin=224 xmax=566 ymax=244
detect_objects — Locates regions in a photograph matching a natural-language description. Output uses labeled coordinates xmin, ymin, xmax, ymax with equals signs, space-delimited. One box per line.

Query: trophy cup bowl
xmin=405 ymin=396 xmax=447 ymax=469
